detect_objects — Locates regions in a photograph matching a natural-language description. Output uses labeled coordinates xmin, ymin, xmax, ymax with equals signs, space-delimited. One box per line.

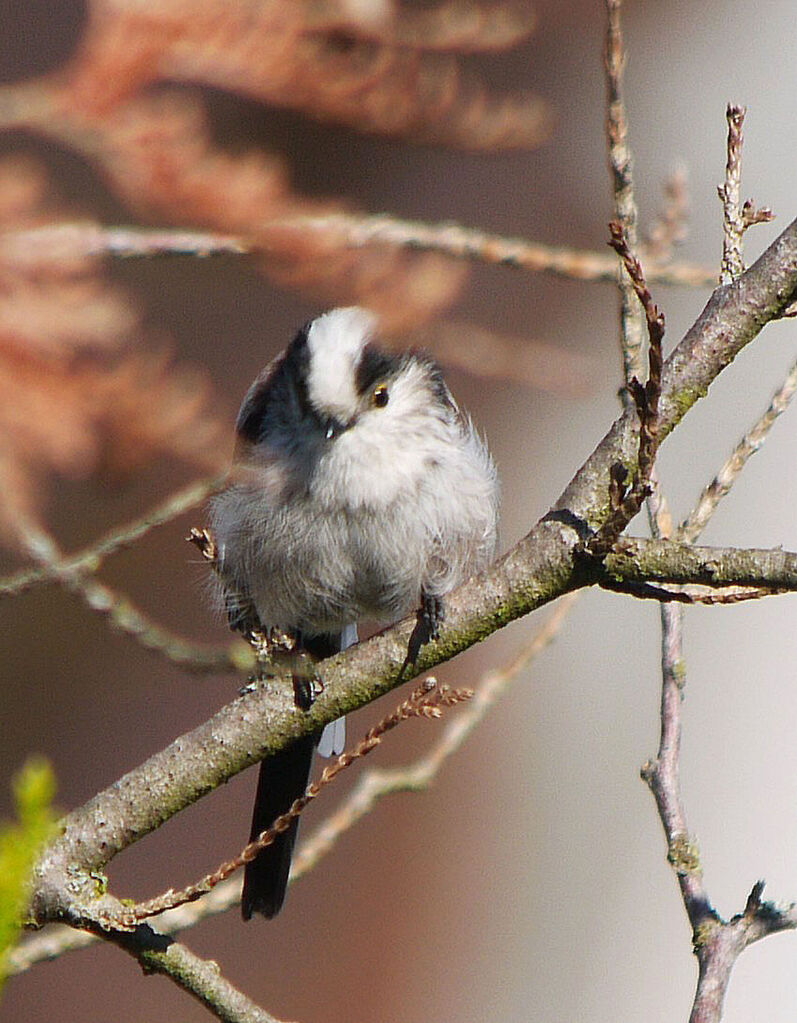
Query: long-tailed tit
xmin=209 ymin=307 xmax=499 ymax=919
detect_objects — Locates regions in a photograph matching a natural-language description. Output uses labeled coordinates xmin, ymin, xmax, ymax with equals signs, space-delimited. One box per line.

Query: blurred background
xmin=2 ymin=1 xmax=797 ymax=1020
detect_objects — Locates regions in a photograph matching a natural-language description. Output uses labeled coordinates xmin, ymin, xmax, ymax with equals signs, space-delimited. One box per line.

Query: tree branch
xmin=266 ymin=211 xmax=717 ymax=286
xmin=0 ymin=219 xmax=718 ymax=287
xmin=104 ymin=925 xmax=287 ymax=1023
xmin=12 ymin=595 xmax=578 ymax=969
xmin=11 ymin=513 xmax=244 ymax=673
xmin=601 ymin=538 xmax=797 ymax=591
xmin=678 ymin=354 xmax=797 ymax=543
xmin=555 ymin=211 xmax=797 ymax=527
xmin=128 ymin=682 xmax=472 ymax=923
xmin=628 ymin=86 xmax=792 ymax=1023
xmin=605 ymin=0 xmax=646 ymax=385
xmin=29 ymin=212 xmax=797 ymax=935
xmin=0 ymin=475 xmax=225 ymax=598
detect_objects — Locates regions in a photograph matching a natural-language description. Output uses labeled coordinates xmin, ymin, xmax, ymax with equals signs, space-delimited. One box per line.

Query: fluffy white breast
xmin=305 ymin=307 xmax=377 ymax=419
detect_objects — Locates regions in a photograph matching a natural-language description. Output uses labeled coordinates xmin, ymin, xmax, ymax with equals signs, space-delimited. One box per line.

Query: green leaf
xmin=0 ymin=758 xmax=57 ymax=994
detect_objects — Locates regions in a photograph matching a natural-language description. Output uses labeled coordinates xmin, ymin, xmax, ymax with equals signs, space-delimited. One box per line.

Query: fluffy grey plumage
xmin=211 ymin=307 xmax=499 ymax=635
xmin=209 ymin=307 xmax=499 ymax=918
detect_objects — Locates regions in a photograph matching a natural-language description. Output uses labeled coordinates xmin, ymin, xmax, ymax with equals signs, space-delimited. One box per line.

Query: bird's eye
xmin=372 ymin=384 xmax=389 ymax=408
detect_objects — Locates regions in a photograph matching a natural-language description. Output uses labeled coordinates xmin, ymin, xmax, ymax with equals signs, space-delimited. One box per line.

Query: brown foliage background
xmin=3 ymin=2 xmax=797 ymax=1022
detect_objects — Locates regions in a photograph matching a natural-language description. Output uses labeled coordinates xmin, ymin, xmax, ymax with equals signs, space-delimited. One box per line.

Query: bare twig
xmin=604 ymin=0 xmax=645 ymax=385
xmin=718 ymin=104 xmax=774 ymax=285
xmin=601 ymin=15 xmax=796 ymax=1022
xmin=0 ymin=219 xmax=718 ymax=287
xmin=638 ymin=609 xmax=797 ymax=1023
xmin=11 ymin=597 xmax=577 ymax=971
xmin=646 ymin=338 xmax=797 ymax=1023
xmin=634 ymin=96 xmax=790 ymax=1023
xmin=12 ymin=513 xmax=247 ymax=672
xmin=608 ymin=220 xmax=665 ymax=404
xmin=0 ymin=223 xmax=247 ymax=263
xmin=0 ymin=475 xmax=225 ymax=598
xmin=741 ymin=199 xmax=775 ymax=231
xmin=264 ymin=212 xmax=717 ymax=287
xmin=639 ymin=631 xmax=707 ymax=944
xmin=592 ymin=220 xmax=665 ymax=548
xmin=65 ymin=571 xmax=244 ymax=671
xmin=599 ymin=578 xmax=775 ymax=604
xmin=679 ymin=355 xmax=797 ymax=543
xmin=718 ymin=104 xmax=747 ymax=283
xmin=605 ymin=0 xmax=675 ymax=543
xmin=103 ymin=926 xmax=288 ymax=1023
xmin=122 ymin=681 xmax=472 ymax=923
xmin=603 ymin=0 xmax=674 ymax=554
xmin=6 ymin=925 xmax=96 ymax=974
xmin=602 ymin=20 xmax=699 ymax=1015
xmin=642 ymin=370 xmax=797 ymax=1023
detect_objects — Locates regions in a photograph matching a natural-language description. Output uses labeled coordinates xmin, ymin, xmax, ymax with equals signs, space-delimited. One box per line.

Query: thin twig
xmin=649 ymin=353 xmax=797 ymax=1023
xmin=122 ymin=681 xmax=473 ymax=924
xmin=604 ymin=0 xmax=645 ymax=385
xmin=718 ymin=105 xmax=747 ymax=284
xmin=293 ymin=594 xmax=578 ymax=877
xmin=12 ymin=513 xmax=247 ymax=673
xmin=0 ymin=223 xmax=247 ymax=262
xmin=11 ymin=597 xmax=577 ymax=970
xmin=638 ymin=334 xmax=797 ymax=1023
xmin=66 ymin=571 xmax=245 ymax=671
xmin=592 ymin=219 xmax=665 ymax=548
xmin=679 ymin=355 xmax=797 ymax=543
xmin=718 ymin=104 xmax=774 ymax=285
xmin=263 ymin=214 xmax=717 ymax=286
xmin=639 ymin=98 xmax=790 ymax=1023
xmin=608 ymin=219 xmax=666 ymax=415
xmin=601 ymin=13 xmax=797 ymax=1023
xmin=0 ymin=475 xmax=225 ymax=598
xmin=104 ymin=926 xmax=287 ymax=1023
xmin=605 ymin=0 xmax=674 ymax=542
xmin=0 ymin=219 xmax=717 ymax=286
xmin=602 ymin=19 xmax=703 ymax=1009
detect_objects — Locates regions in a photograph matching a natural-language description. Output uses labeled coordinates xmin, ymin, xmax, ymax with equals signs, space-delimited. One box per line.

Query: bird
xmin=208 ymin=306 xmax=499 ymax=918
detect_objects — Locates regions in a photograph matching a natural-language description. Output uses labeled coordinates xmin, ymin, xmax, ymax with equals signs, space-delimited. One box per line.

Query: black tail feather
xmin=241 ymin=734 xmax=315 ymax=920
xmin=240 ymin=630 xmax=344 ymax=921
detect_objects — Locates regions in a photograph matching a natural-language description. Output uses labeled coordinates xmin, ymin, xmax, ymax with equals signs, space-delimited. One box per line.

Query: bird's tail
xmin=241 ymin=733 xmax=316 ymax=920
xmin=240 ymin=627 xmax=355 ymax=920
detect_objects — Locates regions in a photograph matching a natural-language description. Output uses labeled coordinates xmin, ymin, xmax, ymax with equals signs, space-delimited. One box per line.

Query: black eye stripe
xmin=355 ymin=343 xmax=401 ymax=397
